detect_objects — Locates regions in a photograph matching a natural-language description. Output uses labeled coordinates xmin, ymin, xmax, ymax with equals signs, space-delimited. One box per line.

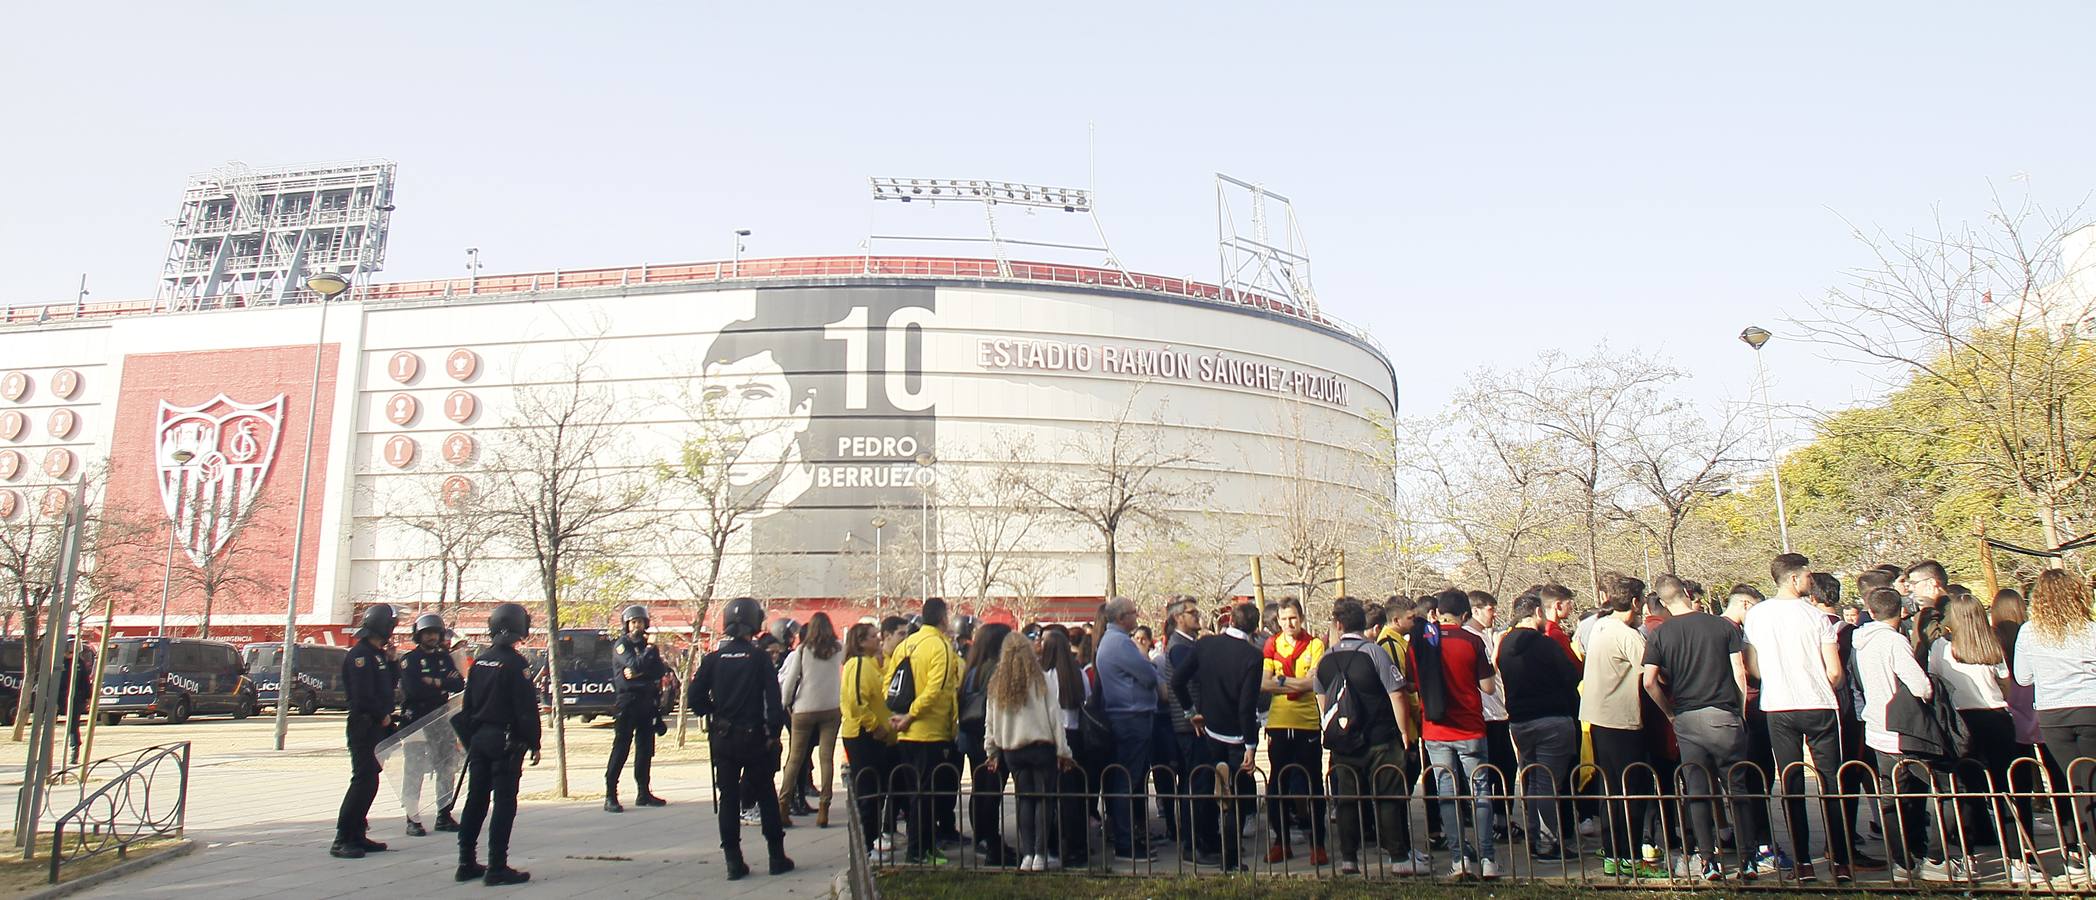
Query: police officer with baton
xmin=333 ymin=604 xmax=400 ymax=859
xmin=605 ymin=603 xmax=668 ymax=812
xmin=402 ymin=612 xmax=465 ymax=836
xmin=689 ymin=597 xmax=794 ymax=880
xmin=455 ymin=603 xmax=539 ymax=887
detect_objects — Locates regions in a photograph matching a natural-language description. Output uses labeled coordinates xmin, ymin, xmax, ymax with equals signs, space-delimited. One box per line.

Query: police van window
xmin=216 ymin=646 xmax=239 ymax=672
xmin=173 ymin=643 xmax=206 ymax=670
xmin=105 ymin=641 xmax=156 ymax=670
xmin=248 ymin=645 xmax=282 ymax=671
xmin=0 ymin=643 xmax=19 ymax=672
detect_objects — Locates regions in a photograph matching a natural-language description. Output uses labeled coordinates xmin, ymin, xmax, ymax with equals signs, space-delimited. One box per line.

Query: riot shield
xmin=376 ymin=694 xmax=466 ymax=823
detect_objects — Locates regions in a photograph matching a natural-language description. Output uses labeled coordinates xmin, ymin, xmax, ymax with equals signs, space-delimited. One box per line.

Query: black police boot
xmin=405 ymin=819 xmax=428 ymax=837
xmin=356 ymin=837 xmax=390 ymax=853
xmin=724 ymin=846 xmax=751 ymax=881
xmin=435 ymin=809 xmax=461 ymax=832
xmin=483 ymin=865 xmax=531 ymax=886
xmin=635 ymin=784 xmax=666 ymax=807
xmin=768 ymin=838 xmax=796 ymax=876
xmin=455 ymin=860 xmax=487 ymax=882
xmin=604 ymin=791 xmax=625 ymax=813
xmin=329 ymin=840 xmax=366 ymax=859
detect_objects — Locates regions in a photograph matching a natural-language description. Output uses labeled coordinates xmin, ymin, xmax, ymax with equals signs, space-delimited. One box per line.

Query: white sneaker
xmin=1019 ymin=854 xmax=1043 ymax=872
xmin=1918 ymin=857 xmax=1968 ymax=882
xmin=874 ymin=833 xmax=897 ymax=852
xmin=1388 ymin=850 xmax=1432 ymax=876
xmin=2007 ymin=860 xmax=2049 ymax=887
xmin=1449 ymin=857 xmax=1479 ymax=880
xmin=1479 ymin=858 xmax=1502 ymax=880
xmin=1578 ymin=816 xmax=1602 ymax=838
xmin=1338 ymin=857 xmax=1360 ymax=875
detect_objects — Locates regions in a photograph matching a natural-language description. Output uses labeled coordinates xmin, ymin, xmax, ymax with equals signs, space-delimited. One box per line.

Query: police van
xmin=100 ymin=637 xmax=258 ymax=725
xmin=241 ymin=642 xmax=350 ymax=716
xmin=544 ymin=629 xmax=621 ymax=722
xmin=0 ymin=638 xmax=93 ymax=727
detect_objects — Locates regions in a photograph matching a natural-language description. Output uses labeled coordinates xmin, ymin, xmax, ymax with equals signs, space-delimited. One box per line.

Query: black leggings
xmin=843 ymin=735 xmax=893 ymax=852
xmin=1957 ymin=707 xmax=2028 ymax=856
xmin=2040 ymin=706 xmax=2096 ymax=849
xmin=1589 ymin=725 xmax=1652 ymax=862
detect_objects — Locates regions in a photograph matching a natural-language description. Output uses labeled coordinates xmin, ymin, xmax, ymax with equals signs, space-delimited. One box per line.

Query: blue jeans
xmin=1426 ymin=737 xmax=1496 ymax=863
xmin=1106 ymin=713 xmax=1155 ymax=855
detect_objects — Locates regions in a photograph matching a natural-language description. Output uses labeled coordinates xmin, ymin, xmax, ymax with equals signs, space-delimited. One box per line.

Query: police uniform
xmin=334 ymin=625 xmax=400 ymax=856
xmin=400 ymin=637 xmax=466 ymax=832
xmin=605 ymin=632 xmax=667 ymax=808
xmin=456 ymin=611 xmax=539 ymax=886
xmin=688 ymin=606 xmax=793 ymax=879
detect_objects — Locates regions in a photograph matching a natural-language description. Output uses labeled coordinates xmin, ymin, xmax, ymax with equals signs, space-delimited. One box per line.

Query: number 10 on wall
xmin=821 ymin=306 xmax=934 ymax=412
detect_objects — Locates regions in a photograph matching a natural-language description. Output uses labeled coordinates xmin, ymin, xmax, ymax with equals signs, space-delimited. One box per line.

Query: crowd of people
xmin=811 ymin=555 xmax=2096 ymax=886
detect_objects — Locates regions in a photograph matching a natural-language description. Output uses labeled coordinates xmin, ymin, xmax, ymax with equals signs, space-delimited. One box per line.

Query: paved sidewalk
xmin=8 ymin=720 xmax=855 ymax=899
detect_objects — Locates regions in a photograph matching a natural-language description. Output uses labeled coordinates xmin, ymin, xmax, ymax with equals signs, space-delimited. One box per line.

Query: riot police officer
xmin=402 ymin=613 xmax=466 ymax=836
xmin=456 ymin=602 xmax=539 ymax=887
xmin=605 ymin=603 xmax=668 ymax=812
xmin=333 ymin=604 xmax=401 ymax=859
xmin=689 ymin=597 xmax=793 ymax=880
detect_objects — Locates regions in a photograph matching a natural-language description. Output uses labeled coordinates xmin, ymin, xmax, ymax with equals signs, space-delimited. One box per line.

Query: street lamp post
xmin=154 ymin=450 xmax=194 ymax=636
xmin=1740 ymin=326 xmax=1792 ymax=553
xmin=913 ymin=454 xmax=936 ymax=601
xmin=871 ymin=516 xmax=887 ymax=606
xmin=732 ymin=229 xmax=751 ymax=279
xmin=275 ymin=271 xmax=350 ymax=750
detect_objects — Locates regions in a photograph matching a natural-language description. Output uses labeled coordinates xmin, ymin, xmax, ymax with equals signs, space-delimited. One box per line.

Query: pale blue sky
xmin=4 ymin=2 xmax=2091 ymax=424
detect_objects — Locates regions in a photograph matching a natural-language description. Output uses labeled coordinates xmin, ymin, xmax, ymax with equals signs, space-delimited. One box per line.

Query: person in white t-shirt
xmin=1741 ymin=552 xmax=1854 ymax=880
xmin=1926 ymin=593 xmax=2031 ymax=877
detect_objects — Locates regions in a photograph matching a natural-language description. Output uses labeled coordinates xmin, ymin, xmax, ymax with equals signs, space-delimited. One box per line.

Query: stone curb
xmin=24 ymin=839 xmax=196 ymax=900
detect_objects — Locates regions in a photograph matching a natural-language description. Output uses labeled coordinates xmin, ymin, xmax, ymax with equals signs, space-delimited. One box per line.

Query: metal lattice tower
xmin=157 ymin=160 xmax=397 ymax=310
xmin=1216 ymin=173 xmax=1319 ymax=317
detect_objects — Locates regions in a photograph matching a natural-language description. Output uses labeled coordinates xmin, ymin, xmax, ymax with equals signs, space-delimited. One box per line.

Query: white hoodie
xmin=1852 ymin=621 xmax=1932 ymax=756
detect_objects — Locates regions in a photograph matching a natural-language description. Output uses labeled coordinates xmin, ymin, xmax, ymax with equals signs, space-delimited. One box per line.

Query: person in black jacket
xmin=401 ymin=613 xmax=466 ymax=836
xmin=456 ymin=603 xmax=540 ymax=887
xmin=605 ymin=604 xmax=668 ymax=813
xmin=1171 ymin=601 xmax=1264 ymax=871
xmin=1496 ymin=595 xmax=1582 ymax=860
xmin=690 ymin=597 xmax=793 ymax=880
xmin=333 ymin=605 xmax=401 ymax=859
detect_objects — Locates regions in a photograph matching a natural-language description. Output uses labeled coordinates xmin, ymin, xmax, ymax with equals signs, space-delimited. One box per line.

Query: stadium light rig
xmin=870 ymin=177 xmax=1091 ymax=213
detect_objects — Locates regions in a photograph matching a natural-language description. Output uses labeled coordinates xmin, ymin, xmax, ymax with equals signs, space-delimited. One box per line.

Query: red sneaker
xmin=1309 ymin=848 xmax=1330 ymax=867
xmin=1266 ymin=842 xmax=1291 ymax=864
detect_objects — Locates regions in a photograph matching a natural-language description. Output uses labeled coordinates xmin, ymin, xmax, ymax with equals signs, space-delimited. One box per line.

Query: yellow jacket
xmin=888 ymin=625 xmax=960 ymax=743
xmin=840 ymin=654 xmax=894 ymax=742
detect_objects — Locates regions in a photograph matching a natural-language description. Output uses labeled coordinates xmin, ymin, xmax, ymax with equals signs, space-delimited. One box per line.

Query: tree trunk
xmin=1103 ymin=529 xmax=1119 ymax=599
xmin=199 ymin=590 xmax=213 ymax=639
xmin=542 ymin=569 xmax=570 ymax=798
xmin=1661 ymin=520 xmax=1680 ymax=578
xmin=1584 ymin=499 xmax=1602 ymax=599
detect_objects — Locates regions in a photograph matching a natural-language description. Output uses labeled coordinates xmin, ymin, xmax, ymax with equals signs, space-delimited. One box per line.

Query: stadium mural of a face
xmin=696 ymin=286 xmax=934 ymax=600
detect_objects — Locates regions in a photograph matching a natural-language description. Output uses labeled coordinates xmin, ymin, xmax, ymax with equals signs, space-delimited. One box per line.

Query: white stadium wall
xmin=0 ymin=263 xmax=1396 ymax=634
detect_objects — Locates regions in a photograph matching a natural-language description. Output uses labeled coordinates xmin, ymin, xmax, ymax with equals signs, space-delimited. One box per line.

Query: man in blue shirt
xmin=1097 ymin=596 xmax=1160 ymax=861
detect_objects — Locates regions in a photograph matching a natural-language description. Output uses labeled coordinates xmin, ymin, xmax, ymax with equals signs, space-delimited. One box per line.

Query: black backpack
xmin=1076 ymin=665 xmax=1115 ymax=761
xmin=1319 ymin=649 xmax=1373 ymax=756
xmin=885 ymin=655 xmax=916 ymax=715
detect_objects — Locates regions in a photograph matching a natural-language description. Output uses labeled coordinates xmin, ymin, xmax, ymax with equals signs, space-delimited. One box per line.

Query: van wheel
xmin=298 ymin=692 xmax=318 ymax=716
xmin=233 ymin=697 xmax=255 ymax=719
xmin=103 ymin=712 xmax=123 ymax=727
xmin=165 ymin=696 xmax=192 ymax=725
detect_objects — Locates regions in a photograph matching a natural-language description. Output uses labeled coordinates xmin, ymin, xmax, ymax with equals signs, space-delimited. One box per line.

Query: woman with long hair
xmin=2016 ymin=569 xmax=2096 ymax=871
xmin=959 ymin=623 xmax=1017 ymax=864
xmin=1034 ymin=628 xmax=1090 ymax=867
xmin=779 ymin=613 xmax=846 ymax=827
xmin=985 ymin=634 xmax=1072 ymax=871
xmin=839 ymin=622 xmax=896 ymax=857
xmin=1929 ymin=593 xmax=2030 ymax=873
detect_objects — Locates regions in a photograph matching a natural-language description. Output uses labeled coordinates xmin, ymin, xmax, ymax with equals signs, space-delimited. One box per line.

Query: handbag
xmin=1077 ymin=665 xmax=1114 ymax=760
xmin=885 ymin=655 xmax=917 ymax=715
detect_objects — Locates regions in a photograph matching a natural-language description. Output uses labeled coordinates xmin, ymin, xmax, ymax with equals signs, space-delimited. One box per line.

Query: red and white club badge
xmin=42 ymin=448 xmax=72 ymax=479
xmin=51 ymin=369 xmax=81 ymax=400
xmin=0 ymin=372 xmax=26 ymax=403
xmin=441 ymin=475 xmax=474 ymax=508
xmin=0 ymin=451 xmax=20 ymax=481
xmin=0 ymin=411 xmax=23 ymax=441
xmin=386 ymin=393 xmax=419 ymax=426
xmin=384 ymin=435 xmax=417 ymax=468
xmin=388 ymin=351 xmax=422 ymax=385
xmin=0 ymin=490 xmax=16 ymax=519
xmin=443 ymin=391 xmax=477 ymax=424
xmin=47 ymin=408 xmax=76 ymax=440
xmin=442 ymin=433 xmax=476 ymax=465
xmin=157 ymin=393 xmax=285 ymax=566
xmin=40 ymin=488 xmax=69 ymax=518
xmin=446 ymin=348 xmax=479 ymax=381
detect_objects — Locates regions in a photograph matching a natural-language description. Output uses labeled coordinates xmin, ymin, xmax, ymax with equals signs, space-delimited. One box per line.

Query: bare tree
xmin=1261 ymin=399 xmax=1379 ymax=610
xmin=1615 ymin=404 xmax=1754 ymax=574
xmin=482 ymin=350 xmax=656 ymax=797
xmin=387 ymin=475 xmax=496 ymax=617
xmin=1015 ymin=390 xmax=1212 ymax=598
xmin=1795 ymin=195 xmax=2096 ymax=549
xmin=1477 ymin=348 xmax=1682 ymax=596
xmin=940 ymin=445 xmax=1049 ymax=618
xmin=1399 ymin=410 xmax=1566 ymax=597
xmin=165 ymin=493 xmax=283 ymax=640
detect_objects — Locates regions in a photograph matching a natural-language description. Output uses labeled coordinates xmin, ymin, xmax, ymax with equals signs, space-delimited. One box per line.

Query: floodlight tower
xmin=158 ymin=160 xmax=396 ymax=310
xmin=1216 ymin=174 xmax=1319 ymax=317
xmin=867 ymin=177 xmax=1124 ymax=280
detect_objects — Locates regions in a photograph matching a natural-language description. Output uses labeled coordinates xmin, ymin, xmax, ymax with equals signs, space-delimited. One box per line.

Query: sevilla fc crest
xmin=157 ymin=394 xmax=284 ymax=565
